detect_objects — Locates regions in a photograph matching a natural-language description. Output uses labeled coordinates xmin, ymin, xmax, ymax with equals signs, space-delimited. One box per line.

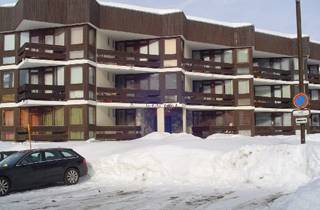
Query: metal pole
xmin=295 ymin=0 xmax=306 ymax=144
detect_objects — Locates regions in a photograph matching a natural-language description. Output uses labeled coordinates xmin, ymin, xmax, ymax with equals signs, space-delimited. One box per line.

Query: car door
xmin=12 ymin=152 xmax=46 ymax=188
xmin=42 ymin=150 xmax=65 ymax=183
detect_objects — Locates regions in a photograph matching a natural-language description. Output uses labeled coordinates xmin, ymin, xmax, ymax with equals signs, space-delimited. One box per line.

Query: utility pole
xmin=295 ymin=0 xmax=306 ymax=144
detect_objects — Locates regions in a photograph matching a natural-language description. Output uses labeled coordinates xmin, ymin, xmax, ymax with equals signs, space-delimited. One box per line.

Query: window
xmin=3 ymin=56 xmax=15 ymax=64
xmin=20 ymin=109 xmax=29 ymax=127
xmin=45 ymin=35 xmax=54 ymax=45
xmin=149 ymin=41 xmax=159 ymax=55
xmin=61 ymin=150 xmax=77 ymax=158
xmin=89 ymin=67 xmax=95 ymax=85
xmin=54 ymin=107 xmax=64 ymax=126
xmin=223 ymin=50 xmax=233 ymax=64
xmin=237 ymin=49 xmax=249 ymax=63
xmin=44 ymin=151 xmax=62 ymax=161
xmin=256 ymin=113 xmax=272 ymax=126
xmin=20 ymin=32 xmax=29 ymax=47
xmin=70 ymin=131 xmax=84 ymax=140
xmin=238 ymin=80 xmax=250 ymax=94
xmin=3 ymin=110 xmax=14 ymax=126
xmin=21 ymin=152 xmax=42 ymax=165
xmin=214 ymin=81 xmax=223 ymax=94
xmin=31 ymin=36 xmax=39 ymax=43
xmin=43 ymin=109 xmax=53 ymax=126
xmin=89 ymin=107 xmax=95 ymax=125
xmin=70 ymin=107 xmax=83 ymax=125
xmin=20 ymin=70 xmax=29 ymax=86
xmin=255 ymin=86 xmax=271 ymax=97
xmin=164 ymin=39 xmax=177 ymax=55
xmin=225 ymin=80 xmax=233 ymax=95
xmin=150 ymin=74 xmax=159 ymax=90
xmin=311 ymin=115 xmax=320 ymax=127
xmin=274 ymin=86 xmax=281 ymax=98
xmin=4 ymin=34 xmax=15 ymax=51
xmin=237 ymin=67 xmax=250 ymax=75
xmin=274 ymin=114 xmax=282 ymax=126
xmin=55 ymin=31 xmax=65 ymax=46
xmin=71 ymin=27 xmax=83 ymax=45
xmin=282 ymin=85 xmax=291 ymax=98
xmin=165 ymin=73 xmax=177 ymax=89
xmin=311 ymin=90 xmax=319 ymax=100
xmin=281 ymin=58 xmax=290 ymax=71
xmin=1 ymin=132 xmax=14 ymax=140
xmin=283 ymin=113 xmax=292 ymax=126
xmin=3 ymin=72 xmax=14 ymax=88
xmin=89 ymin=29 xmax=95 ymax=46
xmin=164 ymin=59 xmax=178 ymax=67
xmin=70 ymin=66 xmax=83 ymax=84
xmin=69 ymin=50 xmax=84 ymax=59
xmin=69 ymin=90 xmax=84 ymax=99
xmin=56 ymin=67 xmax=64 ymax=86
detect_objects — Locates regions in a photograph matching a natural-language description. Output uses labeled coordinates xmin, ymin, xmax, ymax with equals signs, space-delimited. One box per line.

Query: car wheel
xmin=0 ymin=177 xmax=10 ymax=196
xmin=64 ymin=168 xmax=79 ymax=185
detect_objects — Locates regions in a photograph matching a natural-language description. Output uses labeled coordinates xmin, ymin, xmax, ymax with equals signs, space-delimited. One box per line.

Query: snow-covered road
xmin=1 ymin=133 xmax=320 ymax=210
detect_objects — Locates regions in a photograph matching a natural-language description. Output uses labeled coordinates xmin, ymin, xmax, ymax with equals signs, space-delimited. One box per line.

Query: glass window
xmin=89 ymin=107 xmax=95 ymax=125
xmin=149 ymin=41 xmax=159 ymax=55
xmin=225 ymin=80 xmax=233 ymax=95
xmin=21 ymin=152 xmax=42 ymax=165
xmin=69 ymin=50 xmax=84 ymax=59
xmin=256 ymin=113 xmax=272 ymax=126
xmin=150 ymin=74 xmax=159 ymax=90
xmin=4 ymin=34 xmax=15 ymax=51
xmin=20 ymin=70 xmax=29 ymax=86
xmin=71 ymin=27 xmax=83 ymax=45
xmin=214 ymin=81 xmax=223 ymax=94
xmin=140 ymin=78 xmax=149 ymax=90
xmin=55 ymin=31 xmax=65 ymax=46
xmin=293 ymin=58 xmax=299 ymax=70
xmin=20 ymin=109 xmax=29 ymax=127
xmin=3 ymin=56 xmax=15 ymax=64
xmin=139 ymin=45 xmax=148 ymax=54
xmin=164 ymin=59 xmax=178 ymax=67
xmin=283 ymin=113 xmax=292 ymax=126
xmin=274 ymin=115 xmax=282 ymax=126
xmin=61 ymin=150 xmax=77 ymax=158
xmin=89 ymin=67 xmax=95 ymax=85
xmin=274 ymin=86 xmax=282 ymax=98
xmin=311 ymin=90 xmax=319 ymax=100
xmin=272 ymin=59 xmax=281 ymax=70
xmin=237 ymin=67 xmax=250 ymax=75
xmin=282 ymin=85 xmax=291 ymax=98
xmin=3 ymin=110 xmax=14 ymax=126
xmin=70 ymin=107 xmax=83 ymax=125
xmin=56 ymin=67 xmax=64 ymax=86
xmin=54 ymin=107 xmax=64 ymax=126
xmin=165 ymin=73 xmax=177 ymax=89
xmin=164 ymin=39 xmax=177 ymax=55
xmin=281 ymin=58 xmax=290 ymax=71
xmin=31 ymin=36 xmax=39 ymax=43
xmin=44 ymin=151 xmax=62 ymax=161
xmin=45 ymin=35 xmax=54 ymax=45
xmin=223 ymin=50 xmax=233 ymax=64
xmin=238 ymin=80 xmax=250 ymax=94
xmin=70 ymin=131 xmax=84 ymax=140
xmin=89 ymin=90 xmax=95 ymax=100
xmin=237 ymin=49 xmax=249 ymax=63
xmin=89 ymin=29 xmax=95 ymax=46
xmin=20 ymin=32 xmax=29 ymax=47
xmin=3 ymin=72 xmax=14 ymax=88
xmin=69 ymin=90 xmax=84 ymax=99
xmin=311 ymin=115 xmax=320 ymax=127
xmin=43 ymin=109 xmax=53 ymax=126
xmin=70 ymin=66 xmax=83 ymax=84
xmin=255 ymin=86 xmax=271 ymax=97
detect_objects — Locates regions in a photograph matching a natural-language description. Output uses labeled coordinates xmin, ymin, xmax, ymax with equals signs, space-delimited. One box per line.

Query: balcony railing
xmin=97 ymin=87 xmax=161 ymax=104
xmin=308 ymin=73 xmax=320 ymax=84
xmin=16 ymin=126 xmax=67 ymax=141
xmin=18 ymin=43 xmax=66 ymax=63
xmin=182 ymin=59 xmax=235 ymax=75
xmin=185 ymin=92 xmax=234 ymax=106
xmin=255 ymin=126 xmax=294 ymax=136
xmin=97 ymin=49 xmax=161 ymax=68
xmin=308 ymin=126 xmax=320 ymax=134
xmin=96 ymin=126 xmax=141 ymax=140
xmin=192 ymin=126 xmax=238 ymax=138
xmin=254 ymin=96 xmax=292 ymax=108
xmin=310 ymin=100 xmax=320 ymax=110
xmin=253 ymin=66 xmax=293 ymax=81
xmin=18 ymin=84 xmax=65 ymax=102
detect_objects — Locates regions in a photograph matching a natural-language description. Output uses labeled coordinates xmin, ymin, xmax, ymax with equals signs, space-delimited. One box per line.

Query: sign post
xmin=292 ymin=93 xmax=309 ymax=144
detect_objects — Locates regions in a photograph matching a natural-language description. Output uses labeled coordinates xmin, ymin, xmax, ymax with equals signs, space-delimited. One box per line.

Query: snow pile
xmin=267 ymin=178 xmax=320 ymax=210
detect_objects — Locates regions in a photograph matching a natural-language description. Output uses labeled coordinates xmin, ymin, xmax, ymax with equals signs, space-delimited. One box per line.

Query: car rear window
xmin=60 ymin=150 xmax=77 ymax=158
xmin=44 ymin=151 xmax=63 ymax=161
xmin=0 ymin=152 xmax=26 ymax=167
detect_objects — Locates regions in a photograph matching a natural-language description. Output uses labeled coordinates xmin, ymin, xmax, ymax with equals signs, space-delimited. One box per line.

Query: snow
xmin=256 ymin=28 xmax=308 ymax=39
xmin=187 ymin=16 xmax=252 ymax=28
xmin=1 ymin=133 xmax=320 ymax=209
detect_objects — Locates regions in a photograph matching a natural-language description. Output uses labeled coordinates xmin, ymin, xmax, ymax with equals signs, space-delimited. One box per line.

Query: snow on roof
xmin=187 ymin=16 xmax=252 ymax=28
xmin=0 ymin=2 xmax=16 ymax=7
xmin=256 ymin=28 xmax=308 ymax=39
xmin=97 ymin=1 xmax=181 ymax=15
xmin=311 ymin=40 xmax=320 ymax=45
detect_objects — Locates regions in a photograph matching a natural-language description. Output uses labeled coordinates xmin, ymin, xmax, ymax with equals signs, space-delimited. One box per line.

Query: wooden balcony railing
xmin=18 ymin=84 xmax=65 ymax=102
xmin=308 ymin=126 xmax=320 ymax=134
xmin=308 ymin=73 xmax=320 ymax=84
xmin=96 ymin=126 xmax=141 ymax=140
xmin=254 ymin=96 xmax=292 ymax=108
xmin=97 ymin=49 xmax=161 ymax=68
xmin=253 ymin=66 xmax=293 ymax=81
xmin=255 ymin=126 xmax=295 ymax=136
xmin=16 ymin=126 xmax=67 ymax=141
xmin=192 ymin=126 xmax=238 ymax=138
xmin=97 ymin=87 xmax=161 ymax=103
xmin=309 ymin=100 xmax=320 ymax=110
xmin=185 ymin=92 xmax=235 ymax=106
xmin=18 ymin=43 xmax=66 ymax=63
xmin=182 ymin=59 xmax=235 ymax=75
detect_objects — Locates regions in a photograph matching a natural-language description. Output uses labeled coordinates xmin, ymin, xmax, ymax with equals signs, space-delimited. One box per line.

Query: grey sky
xmin=1 ymin=0 xmax=319 ymax=41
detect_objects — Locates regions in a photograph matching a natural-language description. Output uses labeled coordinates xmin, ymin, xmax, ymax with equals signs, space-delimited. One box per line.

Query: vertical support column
xmin=157 ymin=107 xmax=165 ymax=132
xmin=182 ymin=107 xmax=187 ymax=133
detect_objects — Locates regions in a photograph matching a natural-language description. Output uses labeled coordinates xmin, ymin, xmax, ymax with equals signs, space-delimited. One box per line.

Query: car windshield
xmin=0 ymin=152 xmax=25 ymax=168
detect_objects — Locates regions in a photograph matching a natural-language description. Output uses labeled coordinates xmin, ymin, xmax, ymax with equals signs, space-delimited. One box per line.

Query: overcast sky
xmin=1 ymin=0 xmax=319 ymax=41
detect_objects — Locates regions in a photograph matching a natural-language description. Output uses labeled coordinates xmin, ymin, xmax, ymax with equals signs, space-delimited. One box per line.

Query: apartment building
xmin=0 ymin=0 xmax=319 ymax=141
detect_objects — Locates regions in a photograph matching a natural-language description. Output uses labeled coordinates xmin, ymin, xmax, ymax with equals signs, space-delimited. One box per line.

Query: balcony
xmin=16 ymin=126 xmax=67 ymax=141
xmin=308 ymin=73 xmax=320 ymax=84
xmin=253 ymin=66 xmax=293 ymax=81
xmin=97 ymin=49 xmax=161 ymax=68
xmin=254 ymin=96 xmax=292 ymax=108
xmin=18 ymin=43 xmax=66 ymax=63
xmin=310 ymin=100 xmax=320 ymax=110
xmin=255 ymin=126 xmax=294 ymax=136
xmin=96 ymin=126 xmax=141 ymax=140
xmin=192 ymin=126 xmax=238 ymax=138
xmin=185 ymin=92 xmax=235 ymax=106
xmin=182 ymin=59 xmax=235 ymax=75
xmin=308 ymin=126 xmax=320 ymax=134
xmin=18 ymin=84 xmax=65 ymax=102
xmin=97 ymin=87 xmax=161 ymax=104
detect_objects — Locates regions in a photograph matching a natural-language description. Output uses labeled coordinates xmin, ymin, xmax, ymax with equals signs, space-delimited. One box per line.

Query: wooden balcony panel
xmin=185 ymin=92 xmax=235 ymax=106
xmin=18 ymin=43 xmax=66 ymax=63
xmin=182 ymin=59 xmax=235 ymax=75
xmin=254 ymin=96 xmax=292 ymax=108
xmin=308 ymin=74 xmax=320 ymax=84
xmin=255 ymin=126 xmax=295 ymax=136
xmin=96 ymin=126 xmax=141 ymax=140
xmin=308 ymin=126 xmax=320 ymax=134
xmin=192 ymin=126 xmax=238 ymax=138
xmin=97 ymin=49 xmax=161 ymax=68
xmin=17 ymin=84 xmax=65 ymax=101
xmin=16 ymin=126 xmax=68 ymax=141
xmin=97 ymin=87 xmax=161 ymax=104
xmin=253 ymin=66 xmax=293 ymax=81
xmin=310 ymin=100 xmax=320 ymax=110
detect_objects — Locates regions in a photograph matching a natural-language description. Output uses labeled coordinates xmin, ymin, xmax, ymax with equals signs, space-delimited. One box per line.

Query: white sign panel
xmin=295 ymin=117 xmax=308 ymax=125
xmin=293 ymin=109 xmax=311 ymax=117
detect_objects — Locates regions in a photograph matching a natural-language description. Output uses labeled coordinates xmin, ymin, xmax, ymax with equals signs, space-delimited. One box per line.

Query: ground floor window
xmin=255 ymin=113 xmax=272 ymax=126
xmin=2 ymin=110 xmax=14 ymax=126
